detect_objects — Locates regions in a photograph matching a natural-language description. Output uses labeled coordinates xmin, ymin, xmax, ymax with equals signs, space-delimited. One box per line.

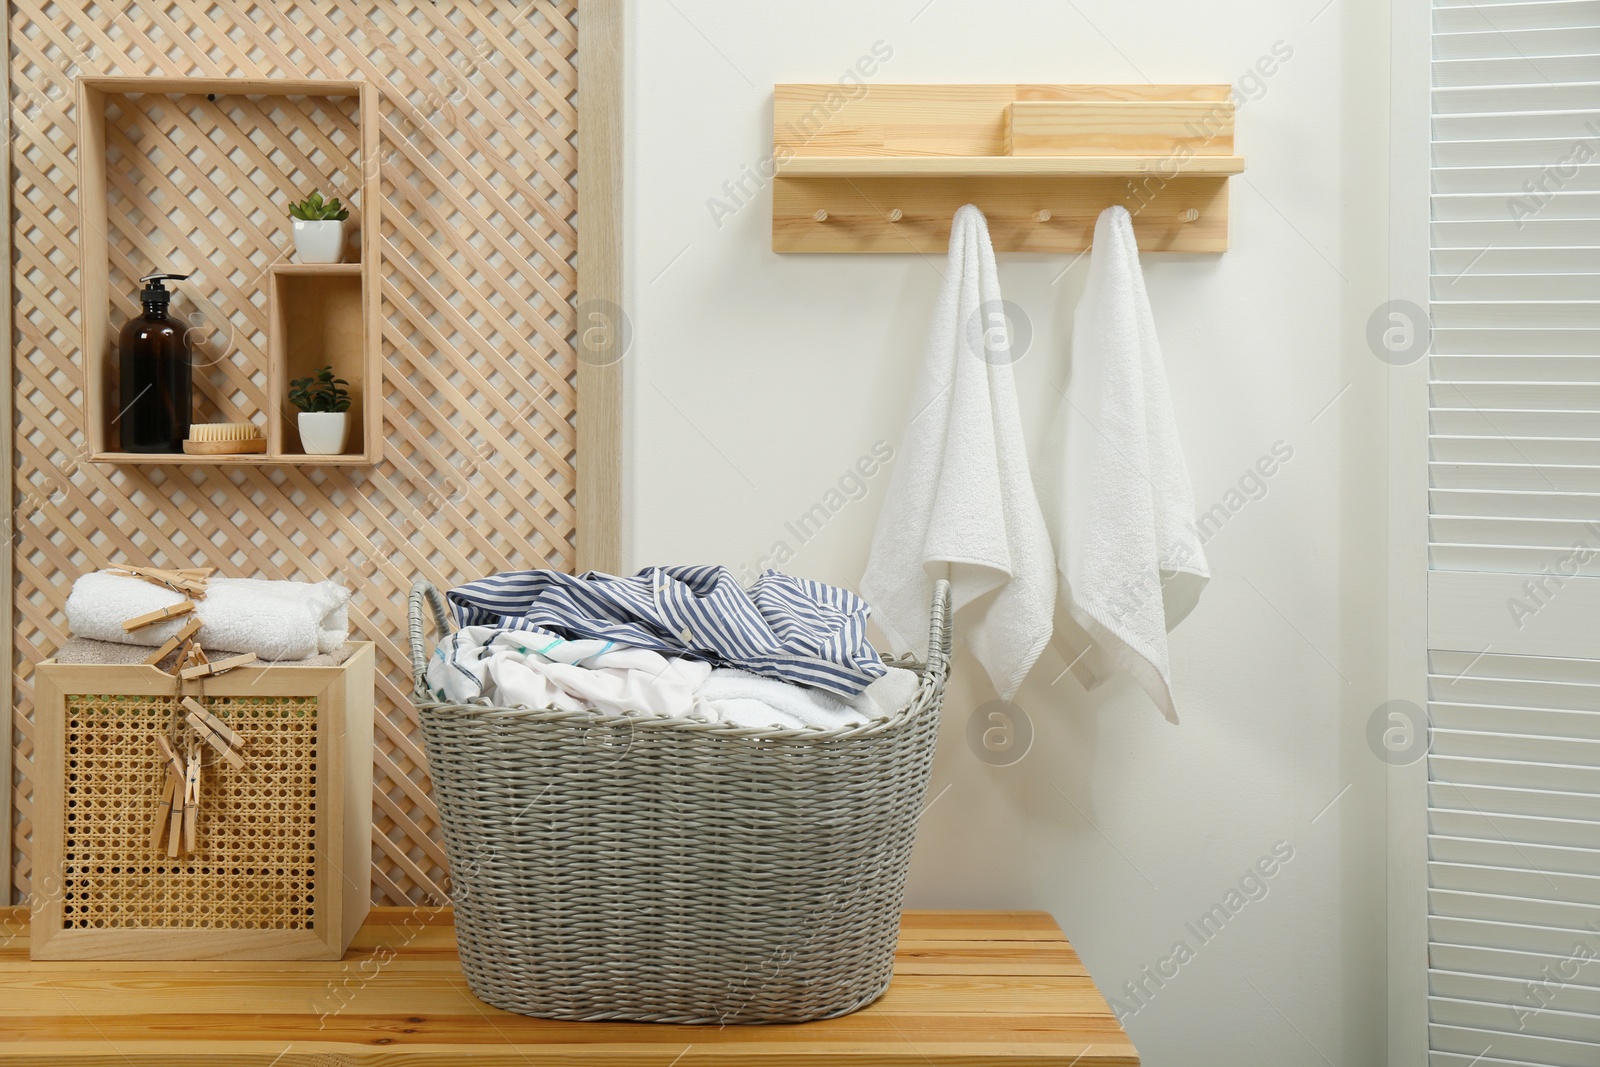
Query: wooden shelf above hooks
xmin=772 ymin=84 xmax=1244 ymax=254
xmin=774 ymin=155 xmax=1246 ymax=179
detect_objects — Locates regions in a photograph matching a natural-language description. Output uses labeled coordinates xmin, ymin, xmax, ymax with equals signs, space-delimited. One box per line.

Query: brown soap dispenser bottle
xmin=118 ymin=271 xmax=193 ymax=453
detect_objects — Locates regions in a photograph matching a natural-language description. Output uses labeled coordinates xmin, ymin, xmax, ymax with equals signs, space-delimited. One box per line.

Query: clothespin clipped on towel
xmin=182 ymin=697 xmax=246 ymax=770
xmin=105 ymin=565 xmax=213 ymax=600
xmin=121 ymin=600 xmax=194 ymax=633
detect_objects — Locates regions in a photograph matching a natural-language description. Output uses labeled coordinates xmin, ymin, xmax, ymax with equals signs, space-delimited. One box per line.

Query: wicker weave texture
xmin=408 ymin=579 xmax=951 ymax=1024
xmin=8 ymin=1 xmax=580 ymax=907
xmin=61 ymin=693 xmax=318 ymax=931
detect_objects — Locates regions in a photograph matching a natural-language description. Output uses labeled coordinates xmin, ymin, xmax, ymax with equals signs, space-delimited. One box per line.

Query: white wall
xmin=622 ymin=2 xmax=1393 ymax=1063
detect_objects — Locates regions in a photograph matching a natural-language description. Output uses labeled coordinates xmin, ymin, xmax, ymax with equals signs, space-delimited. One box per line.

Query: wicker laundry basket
xmin=409 ymin=576 xmax=950 ymax=1024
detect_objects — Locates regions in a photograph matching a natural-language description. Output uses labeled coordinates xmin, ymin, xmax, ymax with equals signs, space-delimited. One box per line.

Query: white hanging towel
xmin=1039 ymin=206 xmax=1208 ymax=723
xmin=861 ymin=204 xmax=1055 ymax=701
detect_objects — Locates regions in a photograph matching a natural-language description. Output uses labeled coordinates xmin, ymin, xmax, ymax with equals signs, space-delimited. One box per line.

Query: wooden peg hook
xmin=886 ymin=208 xmax=903 ymax=223
xmin=812 ymin=209 xmax=828 ymax=222
xmin=1179 ymin=208 xmax=1200 ymax=223
xmin=1034 ymin=209 xmax=1051 ymax=223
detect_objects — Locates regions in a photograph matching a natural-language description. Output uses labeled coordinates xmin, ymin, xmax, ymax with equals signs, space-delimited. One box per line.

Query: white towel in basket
xmin=427 ymin=626 xmax=711 ymax=718
xmin=699 ymin=666 xmax=921 ymax=731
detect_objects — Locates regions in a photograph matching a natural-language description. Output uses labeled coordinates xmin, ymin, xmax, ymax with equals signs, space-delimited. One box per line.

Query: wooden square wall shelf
xmin=772 ymin=84 xmax=1245 ymax=254
xmin=77 ymin=76 xmax=381 ymax=465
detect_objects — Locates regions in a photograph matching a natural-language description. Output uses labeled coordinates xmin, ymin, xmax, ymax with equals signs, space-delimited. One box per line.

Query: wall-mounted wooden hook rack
xmin=772 ymin=84 xmax=1244 ymax=254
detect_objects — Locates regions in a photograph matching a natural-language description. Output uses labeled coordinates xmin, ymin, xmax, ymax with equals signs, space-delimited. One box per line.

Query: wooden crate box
xmin=29 ymin=644 xmax=374 ymax=960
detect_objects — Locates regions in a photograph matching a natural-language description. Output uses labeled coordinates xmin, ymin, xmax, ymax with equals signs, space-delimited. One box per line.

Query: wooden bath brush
xmin=183 ymin=422 xmax=266 ymax=455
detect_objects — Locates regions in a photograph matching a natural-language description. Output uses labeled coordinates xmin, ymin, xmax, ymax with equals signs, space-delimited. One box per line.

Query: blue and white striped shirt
xmin=446 ymin=565 xmax=887 ymax=696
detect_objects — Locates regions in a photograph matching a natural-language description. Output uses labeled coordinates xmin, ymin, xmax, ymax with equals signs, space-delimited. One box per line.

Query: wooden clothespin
xmin=171 ymin=640 xmax=206 ymax=677
xmin=153 ymin=732 xmax=185 ymax=856
xmin=122 ymin=600 xmax=195 ymax=633
xmin=168 ymin=775 xmax=186 ymax=857
xmin=181 ymin=752 xmax=201 ymax=854
xmin=154 ymin=734 xmax=187 ymax=855
xmin=179 ymin=652 xmax=255 ymax=680
xmin=155 ymin=734 xmax=185 ymax=781
xmin=106 ymin=565 xmax=212 ymax=599
xmin=182 ymin=697 xmax=245 ymax=770
xmin=145 ymin=617 xmax=202 ymax=667
xmin=182 ymin=697 xmax=243 ymax=751
xmin=150 ymin=766 xmax=181 ymax=850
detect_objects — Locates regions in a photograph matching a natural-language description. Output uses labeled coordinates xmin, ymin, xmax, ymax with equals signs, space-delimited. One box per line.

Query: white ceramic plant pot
xmin=291 ymin=219 xmax=345 ymax=264
xmin=298 ymin=411 xmax=348 ymax=455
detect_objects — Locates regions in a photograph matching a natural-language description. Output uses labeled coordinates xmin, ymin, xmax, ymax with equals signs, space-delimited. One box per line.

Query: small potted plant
xmin=287 ymin=191 xmax=350 ymax=263
xmin=289 ymin=366 xmax=352 ymax=455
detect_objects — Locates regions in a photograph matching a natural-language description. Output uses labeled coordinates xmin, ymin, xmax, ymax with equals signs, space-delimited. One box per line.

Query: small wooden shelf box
xmin=75 ymin=76 xmax=381 ymax=466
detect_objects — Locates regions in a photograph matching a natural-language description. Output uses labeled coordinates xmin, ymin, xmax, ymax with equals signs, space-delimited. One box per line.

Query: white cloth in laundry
xmin=698 ymin=666 xmax=922 ymax=731
xmin=426 ymin=625 xmax=712 ymax=718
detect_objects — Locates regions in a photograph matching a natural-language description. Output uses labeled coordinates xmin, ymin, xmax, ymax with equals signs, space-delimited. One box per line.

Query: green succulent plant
xmin=287 ymin=191 xmax=349 ymax=222
xmin=288 ymin=366 xmax=352 ymax=413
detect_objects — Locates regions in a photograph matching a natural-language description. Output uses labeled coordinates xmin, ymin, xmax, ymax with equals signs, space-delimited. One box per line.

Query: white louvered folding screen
xmin=1428 ymin=2 xmax=1600 ymax=1064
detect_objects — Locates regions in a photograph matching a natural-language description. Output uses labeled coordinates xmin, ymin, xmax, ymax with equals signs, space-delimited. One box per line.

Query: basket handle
xmin=408 ymin=578 xmax=452 ymax=698
xmin=925 ymin=578 xmax=953 ymax=680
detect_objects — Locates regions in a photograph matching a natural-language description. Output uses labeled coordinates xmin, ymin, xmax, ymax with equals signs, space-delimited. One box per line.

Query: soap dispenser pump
xmin=118 ymin=271 xmax=193 ymax=452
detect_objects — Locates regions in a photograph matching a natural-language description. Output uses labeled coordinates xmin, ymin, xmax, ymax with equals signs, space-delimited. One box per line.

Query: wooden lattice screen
xmin=7 ymin=1 xmax=581 ymax=905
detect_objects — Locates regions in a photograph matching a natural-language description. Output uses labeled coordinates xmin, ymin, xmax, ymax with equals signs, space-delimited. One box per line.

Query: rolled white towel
xmin=65 ymin=571 xmax=351 ymax=661
xmin=697 ymin=666 xmax=921 ymax=731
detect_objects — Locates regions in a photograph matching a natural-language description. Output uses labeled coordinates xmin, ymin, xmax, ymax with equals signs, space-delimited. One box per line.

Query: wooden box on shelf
xmin=75 ymin=76 xmax=381 ymax=465
xmin=29 ymin=645 xmax=375 ymax=960
xmin=268 ymin=264 xmax=371 ymax=462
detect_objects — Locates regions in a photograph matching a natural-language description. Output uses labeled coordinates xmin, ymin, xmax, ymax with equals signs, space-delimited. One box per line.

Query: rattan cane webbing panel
xmin=8 ymin=1 xmax=581 ymax=906
xmin=62 ymin=693 xmax=317 ymax=930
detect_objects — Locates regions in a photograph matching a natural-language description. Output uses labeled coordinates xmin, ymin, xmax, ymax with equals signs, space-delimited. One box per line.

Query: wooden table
xmin=0 ymin=907 xmax=1138 ymax=1065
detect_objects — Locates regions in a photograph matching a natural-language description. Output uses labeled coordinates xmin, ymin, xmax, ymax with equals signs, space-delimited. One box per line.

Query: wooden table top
xmin=0 ymin=906 xmax=1138 ymax=1065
